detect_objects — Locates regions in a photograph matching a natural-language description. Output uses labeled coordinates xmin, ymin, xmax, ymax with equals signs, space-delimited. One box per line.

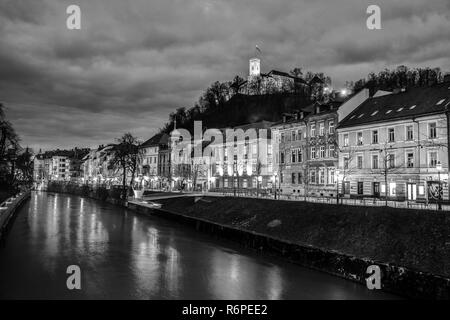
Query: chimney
xmin=315 ymin=105 xmax=320 ymax=114
xmin=294 ymin=113 xmax=299 ymax=120
xmin=300 ymin=111 xmax=304 ymax=119
xmin=282 ymin=115 xmax=287 ymax=123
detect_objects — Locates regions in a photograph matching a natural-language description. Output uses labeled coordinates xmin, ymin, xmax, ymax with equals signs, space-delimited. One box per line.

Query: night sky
xmin=1 ymin=0 xmax=449 ymax=151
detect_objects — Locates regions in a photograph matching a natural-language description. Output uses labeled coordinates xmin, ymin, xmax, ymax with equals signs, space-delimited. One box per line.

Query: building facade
xmin=271 ymin=102 xmax=340 ymax=198
xmin=337 ymin=81 xmax=450 ymax=202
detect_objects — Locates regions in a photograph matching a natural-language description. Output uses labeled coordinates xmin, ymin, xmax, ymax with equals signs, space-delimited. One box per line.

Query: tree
xmin=15 ymin=147 xmax=34 ymax=185
xmin=109 ymin=133 xmax=142 ymax=199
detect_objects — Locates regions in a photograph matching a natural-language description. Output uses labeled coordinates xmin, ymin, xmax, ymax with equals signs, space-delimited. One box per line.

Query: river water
xmin=0 ymin=192 xmax=398 ymax=299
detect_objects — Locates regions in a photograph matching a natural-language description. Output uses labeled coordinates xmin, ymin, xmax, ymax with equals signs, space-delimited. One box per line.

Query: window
xmin=387 ymin=154 xmax=395 ymax=168
xmin=311 ymin=147 xmax=316 ymax=159
xmin=319 ymin=122 xmax=325 ymax=136
xmin=343 ymin=134 xmax=349 ymax=147
xmin=429 ymin=122 xmax=437 ymax=139
xmin=291 ymin=150 xmax=297 ymax=163
xmin=372 ymin=154 xmax=379 ymax=169
xmin=406 ymin=125 xmax=413 ymax=141
xmin=280 ymin=152 xmax=285 ymax=164
xmin=298 ymin=149 xmax=303 ymax=162
xmin=310 ymin=170 xmax=316 ymax=184
xmin=429 ymin=151 xmax=438 ymax=168
xmin=357 ymin=132 xmax=363 ymax=145
xmin=357 ymin=155 xmax=363 ymax=169
xmin=329 ymin=120 xmax=335 ymax=134
xmin=320 ymin=146 xmax=325 ymax=158
xmin=297 ymin=130 xmax=302 ymax=140
xmin=298 ymin=172 xmax=303 ymax=184
xmin=372 ymin=130 xmax=378 ymax=144
xmin=389 ymin=182 xmax=396 ymax=196
xmin=310 ymin=123 xmax=316 ymax=137
xmin=329 ymin=169 xmax=335 ymax=184
xmin=281 ymin=133 xmax=285 ymax=143
xmin=292 ymin=131 xmax=296 ymax=141
xmin=292 ymin=173 xmax=296 ymax=184
xmin=319 ymin=169 xmax=325 ymax=184
xmin=407 ymin=152 xmax=414 ymax=168
xmin=388 ymin=128 xmax=395 ymax=142
xmin=329 ymin=145 xmax=335 ymax=158
xmin=357 ymin=182 xmax=363 ymax=195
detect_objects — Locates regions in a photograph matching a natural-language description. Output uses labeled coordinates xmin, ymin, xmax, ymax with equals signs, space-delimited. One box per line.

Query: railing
xmin=205 ymin=190 xmax=449 ymax=211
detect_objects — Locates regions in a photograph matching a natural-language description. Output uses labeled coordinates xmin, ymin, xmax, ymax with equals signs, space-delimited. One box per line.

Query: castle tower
xmin=249 ymin=57 xmax=260 ymax=78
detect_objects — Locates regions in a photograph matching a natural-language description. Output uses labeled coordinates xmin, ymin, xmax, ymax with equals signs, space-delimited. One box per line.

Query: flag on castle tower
xmin=255 ymin=45 xmax=261 ymax=55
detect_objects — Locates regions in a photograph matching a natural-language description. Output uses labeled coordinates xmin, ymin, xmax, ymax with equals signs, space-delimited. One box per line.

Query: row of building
xmin=34 ymin=58 xmax=450 ymax=203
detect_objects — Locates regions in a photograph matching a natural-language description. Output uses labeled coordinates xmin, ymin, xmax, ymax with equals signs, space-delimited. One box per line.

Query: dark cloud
xmin=0 ymin=0 xmax=449 ymax=151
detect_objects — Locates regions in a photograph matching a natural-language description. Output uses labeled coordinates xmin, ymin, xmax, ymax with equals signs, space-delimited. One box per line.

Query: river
xmin=0 ymin=192 xmax=398 ymax=299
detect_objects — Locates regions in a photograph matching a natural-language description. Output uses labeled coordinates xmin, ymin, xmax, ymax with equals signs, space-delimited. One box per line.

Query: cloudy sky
xmin=1 ymin=0 xmax=449 ymax=151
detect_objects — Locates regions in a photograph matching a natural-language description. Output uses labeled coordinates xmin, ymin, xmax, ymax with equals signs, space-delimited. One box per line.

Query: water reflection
xmin=0 ymin=192 xmax=399 ymax=299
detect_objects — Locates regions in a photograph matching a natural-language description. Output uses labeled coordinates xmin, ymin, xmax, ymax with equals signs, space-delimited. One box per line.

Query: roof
xmin=337 ymin=82 xmax=450 ymax=129
xmin=141 ymin=133 xmax=169 ymax=148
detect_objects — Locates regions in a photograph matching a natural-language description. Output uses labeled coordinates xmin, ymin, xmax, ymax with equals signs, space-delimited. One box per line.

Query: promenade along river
xmin=0 ymin=192 xmax=398 ymax=299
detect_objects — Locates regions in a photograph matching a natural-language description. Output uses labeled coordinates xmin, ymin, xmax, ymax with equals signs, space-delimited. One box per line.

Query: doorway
xmin=373 ymin=182 xmax=380 ymax=198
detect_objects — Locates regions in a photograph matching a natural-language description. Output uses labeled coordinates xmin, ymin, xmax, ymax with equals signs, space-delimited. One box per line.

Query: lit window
xmin=343 ymin=134 xmax=349 ymax=147
xmin=329 ymin=120 xmax=335 ymax=134
xmin=358 ymin=113 xmax=364 ymax=118
xmin=357 ymin=132 xmax=363 ymax=145
xmin=319 ymin=122 xmax=325 ymax=136
xmin=371 ymin=110 xmax=378 ymax=116
xmin=437 ymin=99 xmax=445 ymax=105
xmin=386 ymin=110 xmax=392 ymax=114
xmin=410 ymin=105 xmax=416 ymax=110
xmin=310 ymin=123 xmax=316 ymax=137
xmin=311 ymin=147 xmax=316 ymax=159
xmin=397 ymin=107 xmax=403 ymax=112
xmin=389 ymin=182 xmax=396 ymax=196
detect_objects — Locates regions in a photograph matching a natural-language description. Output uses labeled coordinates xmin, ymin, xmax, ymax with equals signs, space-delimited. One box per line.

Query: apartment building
xmin=271 ymin=101 xmax=340 ymax=197
xmin=139 ymin=133 xmax=169 ymax=189
xmin=337 ymin=81 xmax=450 ymax=202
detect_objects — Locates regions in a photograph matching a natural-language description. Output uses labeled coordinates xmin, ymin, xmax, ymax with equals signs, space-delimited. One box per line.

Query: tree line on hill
xmin=159 ymin=65 xmax=447 ymax=135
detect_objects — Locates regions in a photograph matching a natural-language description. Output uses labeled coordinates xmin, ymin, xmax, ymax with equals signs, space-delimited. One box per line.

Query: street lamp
xmin=437 ymin=161 xmax=442 ymax=210
xmin=273 ymin=172 xmax=278 ymax=200
xmin=335 ymin=169 xmax=340 ymax=205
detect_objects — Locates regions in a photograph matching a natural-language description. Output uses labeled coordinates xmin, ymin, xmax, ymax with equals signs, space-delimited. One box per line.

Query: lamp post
xmin=335 ymin=169 xmax=340 ymax=205
xmin=437 ymin=161 xmax=442 ymax=211
xmin=273 ymin=172 xmax=278 ymax=200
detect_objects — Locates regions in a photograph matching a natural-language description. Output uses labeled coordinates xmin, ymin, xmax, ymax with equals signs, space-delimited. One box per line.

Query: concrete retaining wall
xmin=0 ymin=190 xmax=31 ymax=239
xmin=127 ymin=201 xmax=450 ymax=300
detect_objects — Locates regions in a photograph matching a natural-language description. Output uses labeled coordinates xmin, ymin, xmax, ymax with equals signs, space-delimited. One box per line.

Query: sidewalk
xmin=140 ymin=188 xmax=450 ymax=212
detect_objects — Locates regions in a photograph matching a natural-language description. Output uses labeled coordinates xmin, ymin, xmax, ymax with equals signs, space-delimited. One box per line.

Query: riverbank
xmin=141 ymin=195 xmax=450 ymax=299
xmin=0 ymin=190 xmax=31 ymax=239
